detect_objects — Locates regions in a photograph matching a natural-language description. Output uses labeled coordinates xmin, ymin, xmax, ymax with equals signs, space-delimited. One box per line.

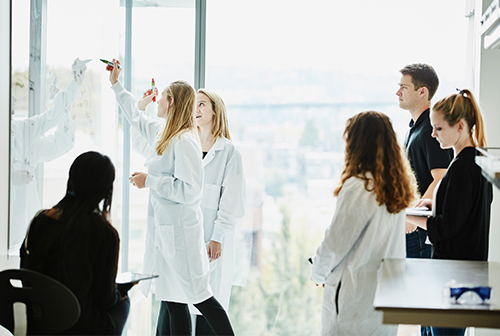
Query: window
xmin=9 ymin=1 xmax=467 ymax=335
xmin=205 ymin=1 xmax=467 ymax=334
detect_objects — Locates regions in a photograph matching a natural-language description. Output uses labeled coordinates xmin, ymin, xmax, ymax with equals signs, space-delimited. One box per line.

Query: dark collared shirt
xmin=404 ymin=109 xmax=453 ymax=196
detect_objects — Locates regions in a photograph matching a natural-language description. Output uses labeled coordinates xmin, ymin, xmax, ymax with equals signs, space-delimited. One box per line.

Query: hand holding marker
xmin=151 ymin=78 xmax=156 ymax=102
xmin=100 ymin=59 xmax=122 ymax=69
xmin=103 ymin=58 xmax=156 ymax=103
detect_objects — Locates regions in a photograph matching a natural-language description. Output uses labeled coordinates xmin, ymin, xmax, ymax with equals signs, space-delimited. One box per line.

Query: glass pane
xmin=124 ymin=3 xmax=196 ymax=335
xmin=10 ymin=0 xmax=195 ymax=334
xmin=10 ymin=0 xmax=32 ymax=251
xmin=206 ymin=1 xmax=467 ymax=335
xmin=10 ymin=0 xmax=122 ymax=251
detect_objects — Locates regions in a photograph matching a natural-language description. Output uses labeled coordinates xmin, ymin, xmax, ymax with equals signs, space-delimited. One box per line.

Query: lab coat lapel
xmin=202 ymin=137 xmax=224 ymax=167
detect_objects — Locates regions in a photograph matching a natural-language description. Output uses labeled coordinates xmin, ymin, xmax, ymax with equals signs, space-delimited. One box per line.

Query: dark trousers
xmin=156 ymin=296 xmax=234 ymax=336
xmin=195 ymin=315 xmax=216 ymax=336
xmin=406 ymin=228 xmax=432 ymax=258
xmin=431 ymin=327 xmax=466 ymax=336
xmin=108 ymin=295 xmax=130 ymax=335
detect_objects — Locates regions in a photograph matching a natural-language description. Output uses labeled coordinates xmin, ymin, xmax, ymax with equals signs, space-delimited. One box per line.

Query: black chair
xmin=0 ymin=268 xmax=80 ymax=335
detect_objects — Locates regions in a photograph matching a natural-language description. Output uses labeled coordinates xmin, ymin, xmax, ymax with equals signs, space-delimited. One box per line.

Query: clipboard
xmin=116 ymin=272 xmax=159 ymax=284
xmin=405 ymin=207 xmax=432 ymax=217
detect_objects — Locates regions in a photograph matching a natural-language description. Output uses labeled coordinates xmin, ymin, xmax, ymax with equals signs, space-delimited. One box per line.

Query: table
xmin=373 ymin=258 xmax=500 ymax=328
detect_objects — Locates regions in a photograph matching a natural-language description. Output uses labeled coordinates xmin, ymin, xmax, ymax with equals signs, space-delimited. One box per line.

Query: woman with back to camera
xmin=311 ymin=111 xmax=416 ymax=336
xmin=105 ymin=59 xmax=234 ymax=336
xmin=20 ymin=151 xmax=130 ymax=335
xmin=406 ymin=89 xmax=493 ymax=336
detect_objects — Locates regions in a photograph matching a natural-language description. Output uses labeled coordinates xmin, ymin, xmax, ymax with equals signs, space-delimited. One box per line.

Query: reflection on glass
xmin=9 ymin=0 xmax=122 ymax=253
xmin=10 ymin=59 xmax=88 ymax=250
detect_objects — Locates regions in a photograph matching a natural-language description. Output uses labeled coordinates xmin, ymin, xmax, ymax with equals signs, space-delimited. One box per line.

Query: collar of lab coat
xmin=202 ymin=137 xmax=225 ymax=167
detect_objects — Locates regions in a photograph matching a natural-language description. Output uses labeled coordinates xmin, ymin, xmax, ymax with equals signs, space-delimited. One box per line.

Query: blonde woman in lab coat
xmin=106 ymin=59 xmax=234 ymax=336
xmin=190 ymin=89 xmax=246 ymax=335
xmin=311 ymin=111 xmax=416 ymax=336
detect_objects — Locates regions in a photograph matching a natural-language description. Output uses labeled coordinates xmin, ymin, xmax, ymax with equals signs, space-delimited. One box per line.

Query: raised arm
xmin=107 ymin=58 xmax=161 ymax=144
xmin=33 ymin=112 xmax=76 ymax=163
xmin=20 ymin=79 xmax=80 ymax=144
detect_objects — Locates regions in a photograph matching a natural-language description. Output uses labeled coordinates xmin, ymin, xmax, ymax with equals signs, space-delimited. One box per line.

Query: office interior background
xmin=1 ymin=0 xmax=500 ymax=335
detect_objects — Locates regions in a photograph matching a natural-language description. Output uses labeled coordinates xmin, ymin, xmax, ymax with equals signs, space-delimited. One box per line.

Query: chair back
xmin=0 ymin=268 xmax=80 ymax=335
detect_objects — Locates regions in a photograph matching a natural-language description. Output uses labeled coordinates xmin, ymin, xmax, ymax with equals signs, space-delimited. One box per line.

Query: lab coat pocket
xmin=202 ymin=183 xmax=222 ymax=210
xmin=156 ymin=225 xmax=176 ymax=259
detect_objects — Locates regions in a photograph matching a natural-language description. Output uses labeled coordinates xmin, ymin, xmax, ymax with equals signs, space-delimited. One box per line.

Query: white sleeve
xmin=311 ymin=178 xmax=376 ymax=284
xmin=22 ymin=80 xmax=80 ymax=145
xmin=145 ymin=137 xmax=203 ymax=204
xmin=211 ymin=150 xmax=246 ymax=243
xmin=131 ymin=127 xmax=152 ymax=158
xmin=111 ymin=81 xmax=162 ymax=145
xmin=34 ymin=112 xmax=75 ymax=162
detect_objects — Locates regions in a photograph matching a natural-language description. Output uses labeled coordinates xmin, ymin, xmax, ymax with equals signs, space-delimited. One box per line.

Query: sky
xmin=204 ymin=0 xmax=468 ymax=79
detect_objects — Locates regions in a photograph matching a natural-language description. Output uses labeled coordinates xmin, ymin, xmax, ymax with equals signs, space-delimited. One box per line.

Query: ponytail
xmin=432 ymin=89 xmax=487 ymax=148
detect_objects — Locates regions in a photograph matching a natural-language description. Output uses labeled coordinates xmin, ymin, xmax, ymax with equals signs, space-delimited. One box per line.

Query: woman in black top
xmin=407 ymin=89 xmax=493 ymax=336
xmin=20 ymin=151 xmax=130 ymax=335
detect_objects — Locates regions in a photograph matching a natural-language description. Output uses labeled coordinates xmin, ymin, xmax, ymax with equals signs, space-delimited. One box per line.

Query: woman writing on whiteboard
xmin=106 ymin=59 xmax=234 ymax=336
xmin=406 ymin=89 xmax=493 ymax=336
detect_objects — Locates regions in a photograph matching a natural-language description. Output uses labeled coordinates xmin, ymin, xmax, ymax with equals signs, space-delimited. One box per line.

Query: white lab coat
xmin=10 ymin=80 xmax=79 ymax=248
xmin=188 ymin=137 xmax=246 ymax=314
xmin=112 ymin=82 xmax=212 ymax=304
xmin=131 ymin=131 xmax=247 ymax=311
xmin=311 ymin=176 xmax=405 ymax=336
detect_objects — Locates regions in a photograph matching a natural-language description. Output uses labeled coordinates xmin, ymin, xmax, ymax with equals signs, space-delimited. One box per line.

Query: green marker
xmin=100 ymin=59 xmax=121 ymax=69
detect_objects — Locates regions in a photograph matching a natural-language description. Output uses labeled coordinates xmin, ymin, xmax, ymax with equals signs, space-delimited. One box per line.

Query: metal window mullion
xmin=195 ymin=0 xmax=207 ymax=90
xmin=1 ymin=0 xmax=12 ymax=255
xmin=121 ymin=0 xmax=133 ymax=273
xmin=28 ymin=0 xmax=47 ymax=203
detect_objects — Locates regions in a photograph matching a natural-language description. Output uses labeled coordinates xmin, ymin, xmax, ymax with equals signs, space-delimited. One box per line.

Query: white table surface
xmin=373 ymin=258 xmax=500 ymax=328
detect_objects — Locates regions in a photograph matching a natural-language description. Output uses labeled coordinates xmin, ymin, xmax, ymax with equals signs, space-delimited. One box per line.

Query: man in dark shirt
xmin=396 ymin=65 xmax=453 ymax=252
xmin=397 ymin=63 xmax=453 ymax=336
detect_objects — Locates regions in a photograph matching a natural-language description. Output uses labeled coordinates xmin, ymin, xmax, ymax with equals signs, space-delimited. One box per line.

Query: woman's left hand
xmin=415 ymin=198 xmax=432 ymax=210
xmin=129 ymin=172 xmax=147 ymax=189
xmin=207 ymin=240 xmax=222 ymax=262
xmin=137 ymin=88 xmax=158 ymax=111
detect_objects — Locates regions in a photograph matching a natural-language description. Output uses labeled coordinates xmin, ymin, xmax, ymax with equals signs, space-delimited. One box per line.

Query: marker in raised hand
xmin=151 ymin=78 xmax=156 ymax=102
xmin=100 ymin=59 xmax=122 ymax=69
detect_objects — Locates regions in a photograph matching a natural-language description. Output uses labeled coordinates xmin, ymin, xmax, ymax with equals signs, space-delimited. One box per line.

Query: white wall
xmin=472 ymin=1 xmax=500 ymax=335
xmin=477 ymin=0 xmax=500 ymax=264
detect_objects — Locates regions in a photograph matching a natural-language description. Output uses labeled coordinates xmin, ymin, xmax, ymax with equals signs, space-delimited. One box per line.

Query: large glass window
xmin=10 ymin=1 xmax=195 ymax=334
xmin=10 ymin=0 xmax=123 ymax=252
xmin=205 ymin=1 xmax=467 ymax=334
xmin=10 ymin=1 xmax=468 ymax=335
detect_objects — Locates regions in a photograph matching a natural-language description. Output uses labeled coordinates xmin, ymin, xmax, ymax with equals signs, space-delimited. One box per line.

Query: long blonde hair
xmin=156 ymin=80 xmax=197 ymax=155
xmin=335 ymin=111 xmax=417 ymax=214
xmin=432 ymin=89 xmax=487 ymax=148
xmin=197 ymin=88 xmax=232 ymax=140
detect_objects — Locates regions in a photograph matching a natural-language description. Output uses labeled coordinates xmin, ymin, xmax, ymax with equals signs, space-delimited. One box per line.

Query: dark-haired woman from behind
xmin=311 ymin=111 xmax=417 ymax=335
xmin=20 ymin=151 xmax=130 ymax=335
